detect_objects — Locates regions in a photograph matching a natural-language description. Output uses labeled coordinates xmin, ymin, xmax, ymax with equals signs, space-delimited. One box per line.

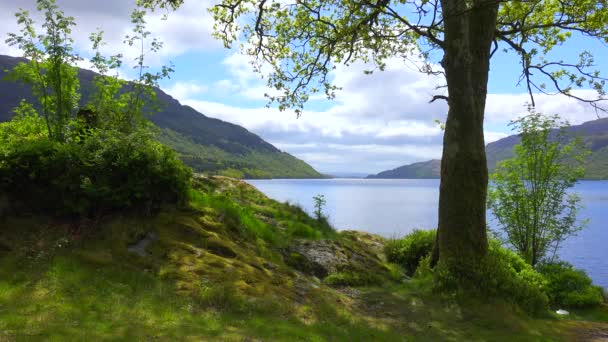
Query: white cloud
xmin=375 ymin=122 xmax=442 ymax=138
xmin=484 ymin=131 xmax=509 ymax=143
xmin=166 ymin=81 xmax=208 ymax=100
xmin=177 ymin=53 xmax=604 ymax=173
xmin=486 ymin=90 xmax=603 ymax=125
xmin=0 ymin=0 xmax=218 ymax=69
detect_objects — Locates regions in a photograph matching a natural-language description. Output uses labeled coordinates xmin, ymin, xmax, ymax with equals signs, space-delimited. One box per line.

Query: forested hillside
xmin=0 ymin=55 xmax=321 ymax=179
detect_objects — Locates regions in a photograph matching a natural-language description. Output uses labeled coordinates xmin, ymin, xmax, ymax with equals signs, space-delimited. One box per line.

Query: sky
xmin=0 ymin=0 xmax=606 ymax=174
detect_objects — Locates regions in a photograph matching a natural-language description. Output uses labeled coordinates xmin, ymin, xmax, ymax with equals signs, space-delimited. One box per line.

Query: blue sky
xmin=1 ymin=0 xmax=606 ymax=174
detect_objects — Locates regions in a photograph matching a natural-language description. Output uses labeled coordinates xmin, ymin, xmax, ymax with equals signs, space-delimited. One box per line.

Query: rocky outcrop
xmin=284 ymin=240 xmax=349 ymax=278
xmin=127 ymin=232 xmax=158 ymax=257
xmin=283 ymin=231 xmax=396 ymax=284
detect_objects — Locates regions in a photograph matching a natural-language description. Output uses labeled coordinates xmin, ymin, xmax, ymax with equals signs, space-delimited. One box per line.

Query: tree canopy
xmin=144 ymin=0 xmax=608 ymax=113
xmin=141 ymin=0 xmax=608 ymax=275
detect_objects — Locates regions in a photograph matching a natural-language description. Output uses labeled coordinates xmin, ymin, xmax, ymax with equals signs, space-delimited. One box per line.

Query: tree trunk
xmin=432 ymin=0 xmax=499 ymax=269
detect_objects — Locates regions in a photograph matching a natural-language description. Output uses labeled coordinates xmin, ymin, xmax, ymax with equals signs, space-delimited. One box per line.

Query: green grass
xmin=0 ymin=252 xmax=408 ymax=341
xmin=0 ymin=176 xmax=606 ymax=340
xmin=1 ymin=252 xmax=601 ymax=341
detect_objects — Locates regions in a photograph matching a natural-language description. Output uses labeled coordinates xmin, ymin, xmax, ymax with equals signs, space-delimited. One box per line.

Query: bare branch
xmin=430 ymin=95 xmax=449 ymax=103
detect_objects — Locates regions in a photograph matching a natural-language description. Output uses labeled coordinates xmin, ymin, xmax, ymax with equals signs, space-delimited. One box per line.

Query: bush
xmin=434 ymin=240 xmax=549 ymax=314
xmin=537 ymin=261 xmax=604 ymax=308
xmin=0 ymin=128 xmax=192 ymax=216
xmin=385 ymin=229 xmax=436 ymax=276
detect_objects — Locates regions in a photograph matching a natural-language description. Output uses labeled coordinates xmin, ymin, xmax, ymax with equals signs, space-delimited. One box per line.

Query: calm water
xmin=247 ymin=179 xmax=608 ymax=288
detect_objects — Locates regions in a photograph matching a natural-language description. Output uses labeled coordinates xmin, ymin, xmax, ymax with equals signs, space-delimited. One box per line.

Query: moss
xmin=203 ymin=237 xmax=238 ymax=258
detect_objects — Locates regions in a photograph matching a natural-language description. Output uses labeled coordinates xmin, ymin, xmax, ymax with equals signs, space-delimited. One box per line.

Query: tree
xmin=87 ymin=6 xmax=174 ymax=133
xmin=121 ymin=7 xmax=174 ymax=133
xmin=312 ymin=194 xmax=327 ymax=221
xmin=143 ymin=0 xmax=608 ymax=272
xmin=488 ymin=110 xmax=588 ymax=267
xmin=6 ymin=0 xmax=173 ymax=137
xmin=6 ymin=0 xmax=81 ymax=142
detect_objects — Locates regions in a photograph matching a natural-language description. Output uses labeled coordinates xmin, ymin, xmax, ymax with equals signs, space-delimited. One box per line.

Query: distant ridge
xmin=368 ymin=117 xmax=608 ymax=180
xmin=0 ymin=54 xmax=322 ymax=179
xmin=367 ymin=159 xmax=441 ymax=179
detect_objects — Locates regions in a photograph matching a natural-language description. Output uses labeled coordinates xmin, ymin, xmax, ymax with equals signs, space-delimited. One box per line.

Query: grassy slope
xmin=159 ymin=129 xmax=322 ymax=179
xmin=0 ymin=177 xmax=606 ymax=340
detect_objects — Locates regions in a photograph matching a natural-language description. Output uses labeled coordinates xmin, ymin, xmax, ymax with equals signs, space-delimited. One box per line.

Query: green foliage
xmin=6 ymin=0 xmax=173 ymax=137
xmin=488 ymin=110 xmax=589 ymax=266
xmin=6 ymin=0 xmax=81 ymax=142
xmin=196 ymin=0 xmax=608 ymax=115
xmin=385 ymin=229 xmax=436 ymax=276
xmin=0 ymin=121 xmax=192 ymax=216
xmin=0 ymin=101 xmax=47 ymax=145
xmin=312 ymin=194 xmax=327 ymax=221
xmin=86 ymin=5 xmax=173 ymax=134
xmin=87 ymin=29 xmax=128 ymax=130
xmin=119 ymin=7 xmax=173 ymax=132
xmin=538 ymin=261 xmax=604 ymax=308
xmin=434 ymin=240 xmax=549 ymax=314
xmin=0 ymin=1 xmax=189 ymax=217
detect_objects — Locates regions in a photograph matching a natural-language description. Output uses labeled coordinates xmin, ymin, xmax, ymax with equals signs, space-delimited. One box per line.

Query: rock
xmin=127 ymin=232 xmax=158 ymax=257
xmin=283 ymin=240 xmax=349 ymax=278
xmin=556 ymin=309 xmax=570 ymax=315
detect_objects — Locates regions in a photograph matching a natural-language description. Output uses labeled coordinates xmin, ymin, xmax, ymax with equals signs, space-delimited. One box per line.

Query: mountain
xmin=367 ymin=159 xmax=441 ymax=179
xmin=368 ymin=117 xmax=608 ymax=180
xmin=0 ymin=55 xmax=322 ymax=179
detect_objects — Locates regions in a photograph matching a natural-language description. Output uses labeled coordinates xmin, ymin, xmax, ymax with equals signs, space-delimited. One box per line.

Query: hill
xmin=367 ymin=159 xmax=441 ymax=179
xmin=368 ymin=117 xmax=608 ymax=179
xmin=0 ymin=55 xmax=322 ymax=179
xmin=1 ymin=175 xmax=605 ymax=340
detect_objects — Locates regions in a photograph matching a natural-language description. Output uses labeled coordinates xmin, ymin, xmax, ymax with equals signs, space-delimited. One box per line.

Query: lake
xmin=247 ymin=179 xmax=608 ymax=288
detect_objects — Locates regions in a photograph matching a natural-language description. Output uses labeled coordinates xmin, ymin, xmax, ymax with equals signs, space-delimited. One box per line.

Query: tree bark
xmin=432 ymin=0 xmax=499 ymax=268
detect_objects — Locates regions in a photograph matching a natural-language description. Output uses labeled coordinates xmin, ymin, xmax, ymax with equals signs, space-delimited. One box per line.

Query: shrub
xmin=384 ymin=229 xmax=436 ymax=276
xmin=434 ymin=240 xmax=549 ymax=314
xmin=0 ymin=129 xmax=192 ymax=216
xmin=537 ymin=261 xmax=604 ymax=308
